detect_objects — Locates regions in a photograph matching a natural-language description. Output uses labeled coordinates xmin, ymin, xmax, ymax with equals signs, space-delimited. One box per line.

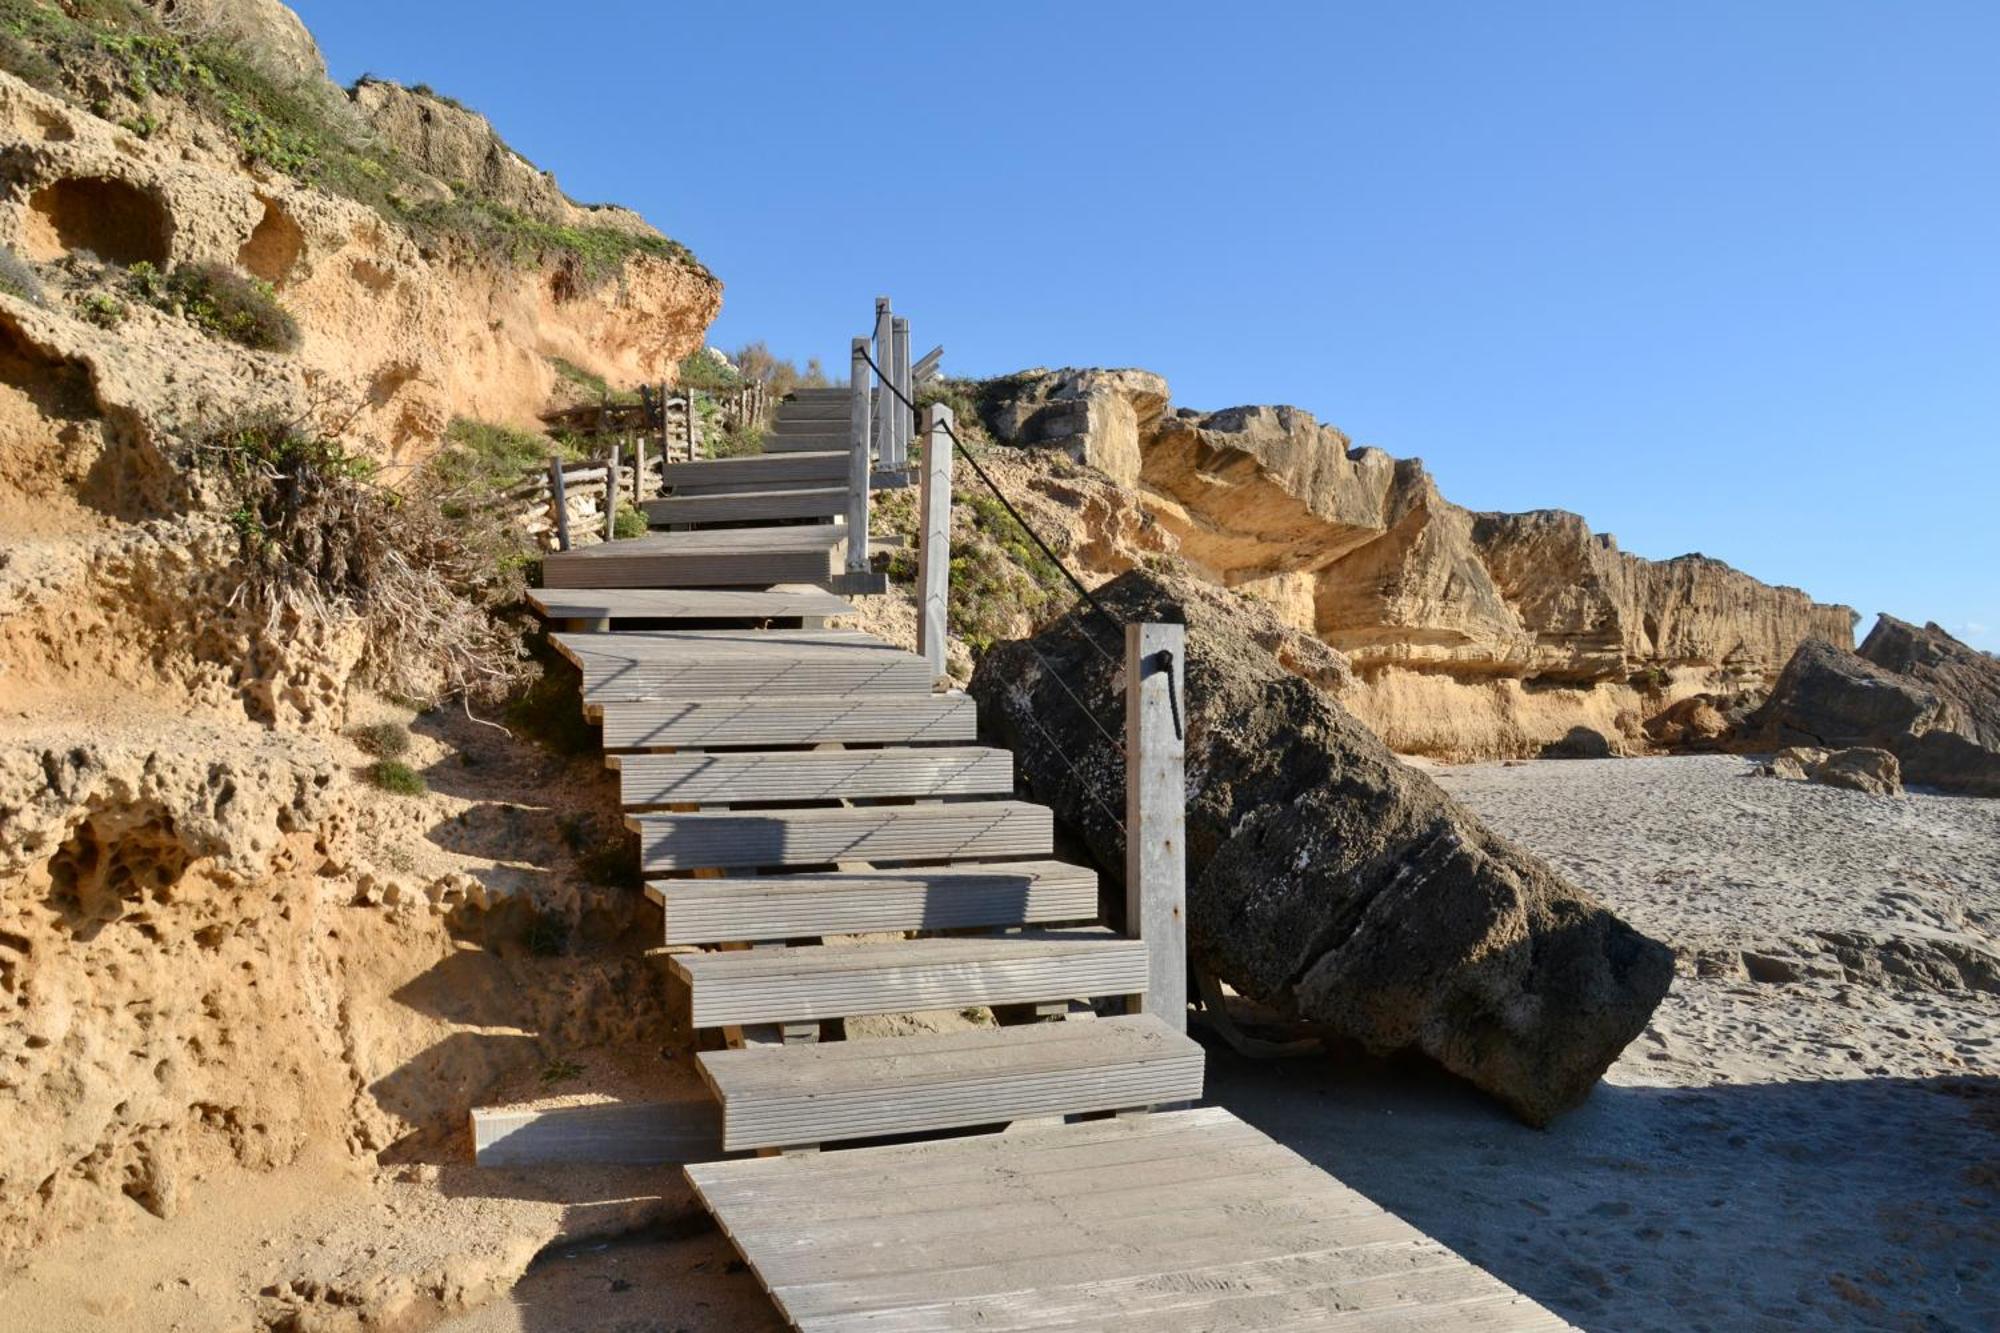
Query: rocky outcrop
xmin=1752 ymin=636 xmax=2000 ymax=797
xmin=1762 ymin=745 xmax=1904 ymax=797
xmin=969 ymin=569 xmax=1675 ymax=1125
xmin=975 ymin=371 xmax=1855 ymax=758
xmin=1858 ymin=616 xmax=2000 ymax=752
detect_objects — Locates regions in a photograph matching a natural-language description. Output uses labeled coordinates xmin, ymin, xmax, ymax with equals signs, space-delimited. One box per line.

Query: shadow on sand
xmin=1201 ymin=1037 xmax=1999 ymax=1332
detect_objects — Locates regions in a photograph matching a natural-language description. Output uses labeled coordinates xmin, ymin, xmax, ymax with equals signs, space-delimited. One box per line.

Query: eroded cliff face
xmin=0 ymin=4 xmax=717 ymax=1318
xmin=979 ymin=369 xmax=1856 ymax=759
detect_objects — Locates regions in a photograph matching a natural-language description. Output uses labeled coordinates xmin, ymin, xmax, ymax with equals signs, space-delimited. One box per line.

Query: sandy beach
xmin=1206 ymin=755 xmax=1998 ymax=1331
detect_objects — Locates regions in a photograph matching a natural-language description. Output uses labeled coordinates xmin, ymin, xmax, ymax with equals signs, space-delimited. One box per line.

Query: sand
xmin=1205 ymin=755 xmax=1999 ymax=1331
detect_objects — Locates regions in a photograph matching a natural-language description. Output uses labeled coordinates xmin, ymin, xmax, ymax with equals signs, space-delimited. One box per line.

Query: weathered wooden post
xmin=603 ymin=442 xmax=622 ymax=542
xmin=548 ymin=456 xmax=571 ymax=552
xmin=657 ymin=380 xmax=671 ymax=460
xmin=871 ymin=297 xmax=893 ymax=464
xmin=845 ymin=337 xmax=873 ymax=579
xmin=891 ymin=315 xmax=911 ymax=471
xmin=1126 ymin=622 xmax=1187 ymax=1030
xmin=684 ymin=390 xmax=699 ymax=461
xmin=915 ymin=404 xmax=954 ymax=680
xmin=633 ymin=432 xmax=648 ymax=502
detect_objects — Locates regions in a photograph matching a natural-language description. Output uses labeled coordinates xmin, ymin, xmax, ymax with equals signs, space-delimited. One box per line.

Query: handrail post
xmin=548 ymin=455 xmax=571 ymax=551
xmin=915 ymin=403 xmax=954 ymax=679
xmin=846 ymin=337 xmax=873 ymax=578
xmin=1126 ymin=623 xmax=1187 ymax=1031
xmin=603 ymin=442 xmax=621 ymax=542
xmin=890 ymin=315 xmax=911 ymax=471
xmin=684 ymin=390 xmax=698 ymax=461
xmin=872 ymin=297 xmax=893 ymax=464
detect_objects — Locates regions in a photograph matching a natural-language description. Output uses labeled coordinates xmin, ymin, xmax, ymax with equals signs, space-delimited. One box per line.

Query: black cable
xmin=857 ymin=346 xmax=1125 ymax=665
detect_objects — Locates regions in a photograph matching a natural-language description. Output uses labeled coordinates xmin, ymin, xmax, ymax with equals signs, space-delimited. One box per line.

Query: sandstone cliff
xmin=974 ymin=369 xmax=1856 ymax=758
xmin=0 ymin=3 xmax=723 ymax=1317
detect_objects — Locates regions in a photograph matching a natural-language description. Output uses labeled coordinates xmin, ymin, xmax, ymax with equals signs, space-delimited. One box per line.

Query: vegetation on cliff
xmin=0 ymin=0 xmax=706 ymax=285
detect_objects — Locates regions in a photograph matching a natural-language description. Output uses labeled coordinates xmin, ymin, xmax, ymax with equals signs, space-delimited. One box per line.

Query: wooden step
xmin=670 ymin=929 xmax=1149 ymax=1027
xmin=554 ymin=630 xmax=932 ymax=703
xmin=698 ymin=1014 xmax=1203 ymax=1152
xmin=642 ymin=486 xmax=847 ymax=525
xmin=541 ymin=527 xmax=840 ymax=589
xmin=661 ymin=451 xmax=846 ymax=487
xmin=528 ymin=586 xmax=853 ymax=625
xmin=773 ymin=411 xmax=854 ymax=430
xmin=646 ymin=860 xmax=1097 ymax=944
xmin=630 ymin=800 xmax=1052 ymax=871
xmin=597 ymin=694 xmax=976 ymax=749
xmin=764 ymin=432 xmax=850 ymax=454
xmin=614 ymin=745 xmax=1012 ymax=806
xmin=684 ymin=1107 xmax=1573 ymax=1333
xmin=775 ymin=405 xmax=852 ymax=424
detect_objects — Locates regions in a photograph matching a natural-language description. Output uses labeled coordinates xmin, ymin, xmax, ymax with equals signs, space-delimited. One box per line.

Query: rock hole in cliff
xmin=45 ymin=811 xmax=194 ymax=940
xmin=0 ymin=315 xmax=96 ymax=417
xmin=237 ymin=195 xmax=304 ymax=286
xmin=22 ymin=177 xmax=172 ymax=266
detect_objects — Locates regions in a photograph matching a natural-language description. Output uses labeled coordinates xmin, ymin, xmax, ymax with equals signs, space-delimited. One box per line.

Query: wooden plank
xmin=597 ymin=694 xmax=976 ymax=749
xmin=470 ymin=1099 xmax=719 ymax=1166
xmin=528 ymin=586 xmax=853 ymax=623
xmin=629 ymin=800 xmax=1053 ymax=870
xmin=645 ymin=859 xmax=1097 ymax=944
xmin=552 ymin=632 xmax=931 ymax=702
xmin=541 ymin=526 xmax=840 ymax=589
xmin=687 ymin=1108 xmax=1573 ymax=1332
xmin=642 ymin=486 xmax=846 ymax=525
xmin=670 ymin=929 xmax=1148 ymax=1027
xmin=615 ymin=745 xmax=1012 ymax=805
xmin=700 ymin=1014 xmax=1204 ymax=1152
xmin=765 ymin=432 xmax=852 ymax=453
xmin=661 ymin=451 xmax=846 ymax=487
xmin=1127 ymin=622 xmax=1189 ymax=1031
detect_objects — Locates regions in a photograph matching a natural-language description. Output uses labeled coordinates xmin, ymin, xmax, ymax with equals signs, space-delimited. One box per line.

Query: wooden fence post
xmin=684 ymin=391 xmax=699 ymax=461
xmin=891 ymin=315 xmax=911 ymax=471
xmin=916 ymin=403 xmax=954 ymax=679
xmin=548 ymin=456 xmax=571 ymax=551
xmin=846 ymin=337 xmax=873 ymax=578
xmin=1125 ymin=622 xmax=1187 ymax=1031
xmin=871 ymin=298 xmax=893 ymax=464
xmin=604 ymin=442 xmax=622 ymax=542
xmin=634 ymin=432 xmax=648 ymax=502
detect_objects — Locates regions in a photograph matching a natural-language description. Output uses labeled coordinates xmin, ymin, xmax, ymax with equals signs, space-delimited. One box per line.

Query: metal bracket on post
xmin=1126 ymin=623 xmax=1187 ymax=1031
xmin=890 ymin=315 xmax=911 ymax=471
xmin=915 ymin=403 xmax=954 ymax=681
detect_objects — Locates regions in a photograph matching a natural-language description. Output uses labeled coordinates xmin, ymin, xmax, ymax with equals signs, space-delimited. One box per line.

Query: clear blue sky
xmin=293 ymin=1 xmax=1999 ymax=650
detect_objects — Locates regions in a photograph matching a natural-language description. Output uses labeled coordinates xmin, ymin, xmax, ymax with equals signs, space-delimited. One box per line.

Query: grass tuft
xmin=348 ymin=721 xmax=411 ymax=758
xmin=367 ymin=758 xmax=426 ymax=795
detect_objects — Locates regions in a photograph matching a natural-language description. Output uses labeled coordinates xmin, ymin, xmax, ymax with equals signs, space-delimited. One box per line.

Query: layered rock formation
xmin=976 ymin=370 xmax=1856 ymax=758
xmin=969 ymin=569 xmax=1676 ymax=1124
xmin=1858 ymin=615 xmax=2000 ymax=752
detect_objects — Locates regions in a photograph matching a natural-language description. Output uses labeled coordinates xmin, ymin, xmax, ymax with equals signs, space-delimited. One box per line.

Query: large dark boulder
xmin=969 ymin=569 xmax=1675 ymax=1126
xmin=1751 ymin=634 xmax=2000 ymax=796
xmin=1858 ymin=615 xmax=2000 ymax=751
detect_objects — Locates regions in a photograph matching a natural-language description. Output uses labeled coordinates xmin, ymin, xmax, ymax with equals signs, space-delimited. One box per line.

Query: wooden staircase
xmin=483 ymin=312 xmax=1573 ymax=1330
xmin=533 ymin=381 xmax=1204 ymax=1164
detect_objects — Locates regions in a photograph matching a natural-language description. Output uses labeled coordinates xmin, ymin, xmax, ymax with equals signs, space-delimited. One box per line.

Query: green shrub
xmin=539 ymin=1055 xmax=583 ymax=1084
xmin=428 ymin=417 xmax=571 ymax=499
xmin=348 ymin=721 xmax=411 ymax=758
xmin=367 ymin=759 xmax=426 ymax=795
xmin=127 ymin=261 xmax=298 ymax=351
xmin=611 ymin=502 xmax=648 ymax=539
xmin=676 ymin=350 xmax=741 ymax=391
xmin=548 ymin=356 xmax=639 ymax=406
xmin=504 ymin=658 xmax=598 ymax=756
xmin=76 ymin=290 xmax=126 ymax=328
xmin=0 ymin=246 xmax=45 ymax=305
xmin=396 ymin=196 xmax=707 ymax=289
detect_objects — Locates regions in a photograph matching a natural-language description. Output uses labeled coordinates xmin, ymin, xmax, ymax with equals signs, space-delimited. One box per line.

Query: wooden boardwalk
xmin=509 ymin=344 xmax=1573 ymax=1330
